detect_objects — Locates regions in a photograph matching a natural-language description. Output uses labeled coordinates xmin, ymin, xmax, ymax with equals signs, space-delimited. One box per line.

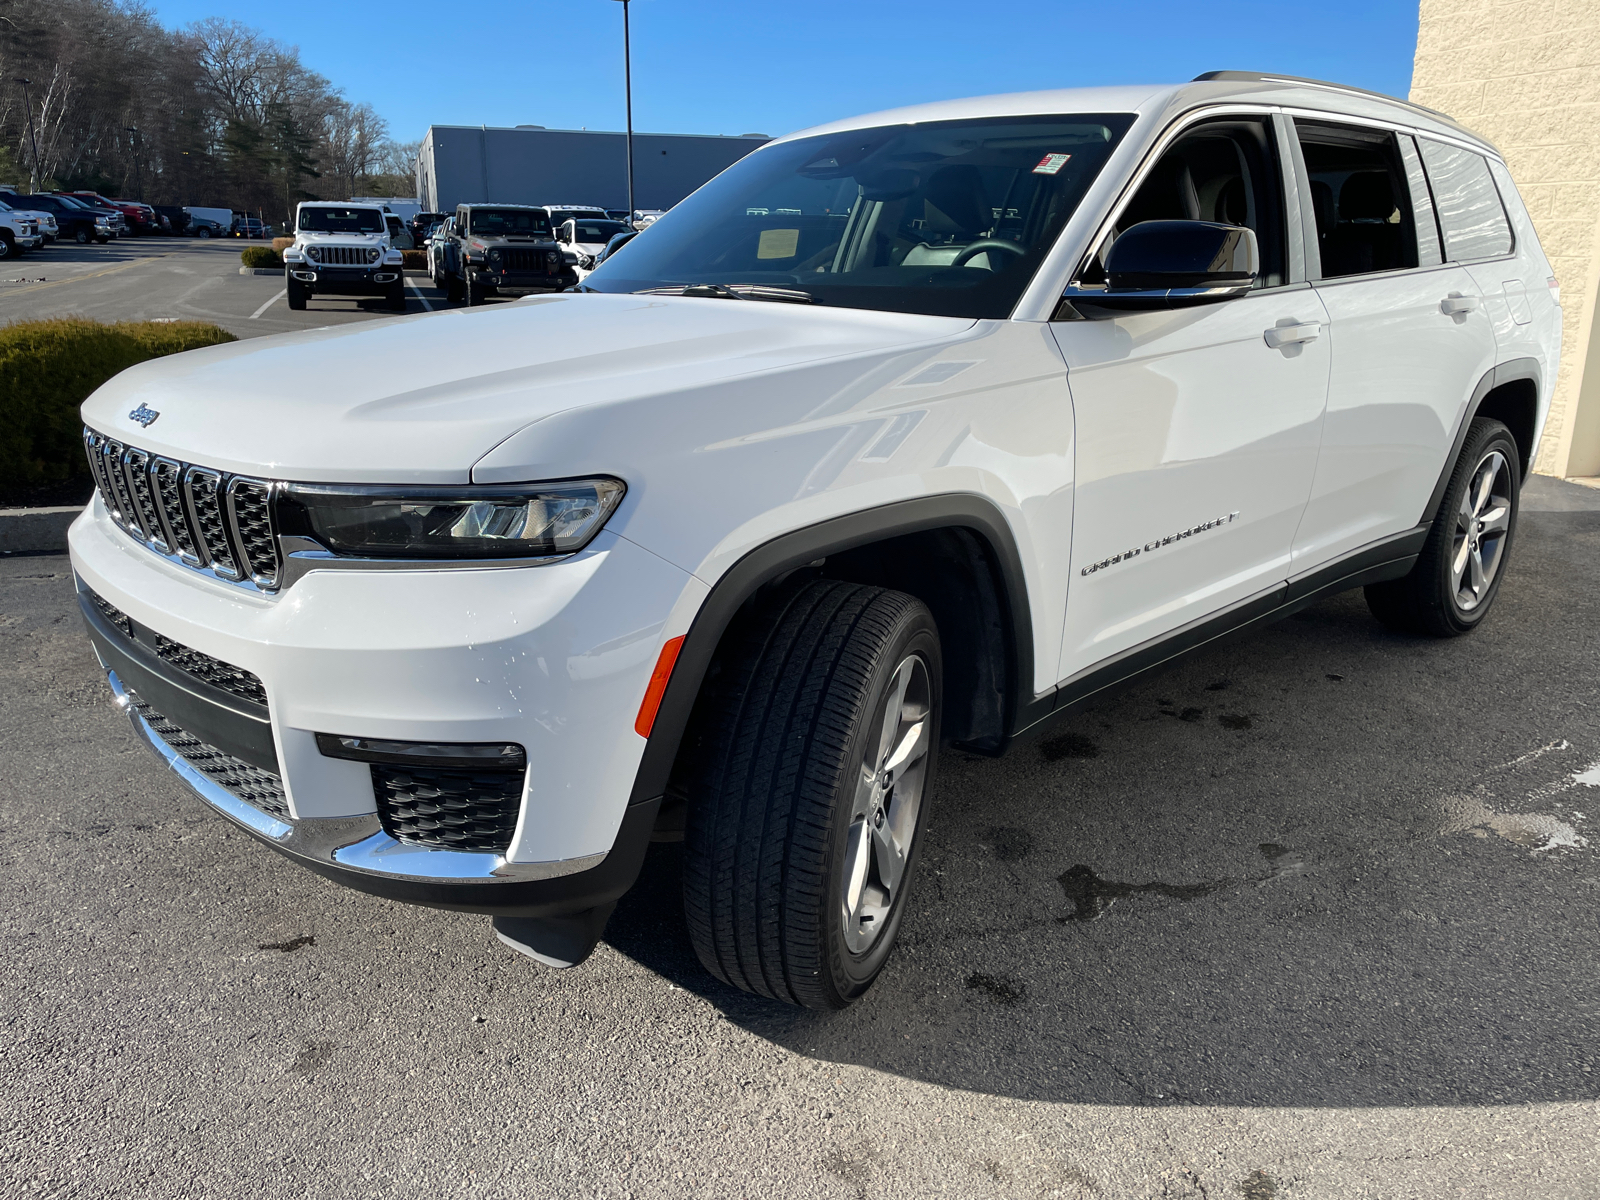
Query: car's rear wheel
xmin=1366 ymin=417 xmax=1521 ymax=636
xmin=683 ymin=580 xmax=941 ymax=1009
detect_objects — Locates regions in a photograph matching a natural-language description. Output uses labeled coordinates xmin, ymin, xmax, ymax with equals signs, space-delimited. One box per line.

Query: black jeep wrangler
xmin=433 ymin=205 xmax=576 ymax=302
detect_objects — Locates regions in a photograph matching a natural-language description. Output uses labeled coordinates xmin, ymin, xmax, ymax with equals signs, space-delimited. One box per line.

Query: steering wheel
xmin=951 ymin=239 xmax=1026 ymax=268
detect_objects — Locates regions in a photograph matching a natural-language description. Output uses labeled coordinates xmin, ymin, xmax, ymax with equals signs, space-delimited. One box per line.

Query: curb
xmin=239 ymin=266 xmax=281 ymax=276
xmin=0 ymin=506 xmax=81 ymax=554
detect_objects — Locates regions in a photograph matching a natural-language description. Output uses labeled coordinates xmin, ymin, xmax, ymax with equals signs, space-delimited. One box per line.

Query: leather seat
xmin=1324 ymin=172 xmax=1404 ymax=275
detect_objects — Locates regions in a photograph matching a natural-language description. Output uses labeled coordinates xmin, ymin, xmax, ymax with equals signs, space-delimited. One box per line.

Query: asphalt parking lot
xmin=0 ymin=236 xmax=484 ymax=340
xmin=3 ymin=479 xmax=1599 ymax=1199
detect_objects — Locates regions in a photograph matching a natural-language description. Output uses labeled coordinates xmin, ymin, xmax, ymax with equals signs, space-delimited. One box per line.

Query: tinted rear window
xmin=1418 ymin=140 xmax=1513 ymax=261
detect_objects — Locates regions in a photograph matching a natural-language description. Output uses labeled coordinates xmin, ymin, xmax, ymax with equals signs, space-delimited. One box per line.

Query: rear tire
xmin=683 ymin=580 xmax=942 ymax=1009
xmin=1365 ymin=417 xmax=1521 ymax=636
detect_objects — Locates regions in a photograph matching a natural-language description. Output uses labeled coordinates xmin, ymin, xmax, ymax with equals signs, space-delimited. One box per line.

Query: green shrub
xmin=0 ymin=319 xmax=237 ymax=499
xmin=402 ymin=249 xmax=427 ymax=270
xmin=240 ymin=245 xmax=283 ymax=269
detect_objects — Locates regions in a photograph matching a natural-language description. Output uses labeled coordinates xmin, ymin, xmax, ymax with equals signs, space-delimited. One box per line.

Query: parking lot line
xmin=407 ymin=280 xmax=433 ymax=312
xmin=1 ymin=253 xmax=170 ymax=294
xmin=248 ymin=289 xmax=286 ymax=320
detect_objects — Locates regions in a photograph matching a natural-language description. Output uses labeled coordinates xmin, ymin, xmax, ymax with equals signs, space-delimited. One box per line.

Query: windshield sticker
xmin=1032 ymin=153 xmax=1072 ymax=175
xmin=757 ymin=228 xmax=800 ymax=259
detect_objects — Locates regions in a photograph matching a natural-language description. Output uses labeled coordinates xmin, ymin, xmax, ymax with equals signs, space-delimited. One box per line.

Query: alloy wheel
xmin=1451 ymin=448 xmax=1512 ymax=612
xmin=840 ymin=653 xmax=932 ymax=955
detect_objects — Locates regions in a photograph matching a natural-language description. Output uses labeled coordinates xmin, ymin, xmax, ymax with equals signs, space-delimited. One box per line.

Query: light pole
xmin=610 ymin=0 xmax=634 ymax=227
xmin=16 ymin=78 xmax=42 ymax=193
xmin=125 ymin=127 xmax=143 ymax=201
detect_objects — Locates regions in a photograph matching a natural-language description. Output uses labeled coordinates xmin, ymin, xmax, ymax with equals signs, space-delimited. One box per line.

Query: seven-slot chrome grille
xmin=83 ymin=426 xmax=282 ymax=592
xmin=311 ymin=245 xmax=378 ymax=266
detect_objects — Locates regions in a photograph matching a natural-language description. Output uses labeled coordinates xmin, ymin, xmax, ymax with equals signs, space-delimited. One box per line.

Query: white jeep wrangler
xmin=72 ymin=73 xmax=1560 ymax=1008
xmin=281 ymin=202 xmax=406 ymax=311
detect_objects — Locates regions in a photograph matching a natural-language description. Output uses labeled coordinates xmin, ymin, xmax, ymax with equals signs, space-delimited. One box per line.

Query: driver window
xmin=1084 ymin=118 xmax=1286 ymax=288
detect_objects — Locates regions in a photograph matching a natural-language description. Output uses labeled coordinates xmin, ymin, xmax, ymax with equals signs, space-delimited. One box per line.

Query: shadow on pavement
xmin=605 ymin=510 xmax=1600 ymax=1108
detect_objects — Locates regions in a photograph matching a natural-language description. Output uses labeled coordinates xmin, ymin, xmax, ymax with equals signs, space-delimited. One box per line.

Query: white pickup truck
xmin=0 ymin=206 xmax=43 ymax=258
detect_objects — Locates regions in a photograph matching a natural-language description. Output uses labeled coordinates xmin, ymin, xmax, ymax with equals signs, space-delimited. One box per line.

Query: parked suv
xmin=71 ymin=74 xmax=1559 ymax=1008
xmin=60 ymin=192 xmax=138 ymax=234
xmin=0 ymin=207 xmax=42 ymax=257
xmin=281 ymin=202 xmax=406 ymax=311
xmin=433 ymin=204 xmax=573 ymax=301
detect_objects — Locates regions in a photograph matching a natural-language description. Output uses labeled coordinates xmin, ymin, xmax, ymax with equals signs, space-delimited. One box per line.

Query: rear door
xmin=1052 ymin=113 xmax=1330 ymax=686
xmin=1288 ymin=120 xmax=1498 ymax=574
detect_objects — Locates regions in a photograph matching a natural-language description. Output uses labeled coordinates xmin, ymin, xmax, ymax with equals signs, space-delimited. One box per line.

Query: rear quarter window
xmin=1418 ymin=140 xmax=1513 ymax=261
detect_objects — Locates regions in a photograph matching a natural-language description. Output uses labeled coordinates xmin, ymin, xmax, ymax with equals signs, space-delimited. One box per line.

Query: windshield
xmin=468 ymin=208 xmax=551 ymax=236
xmin=584 ymin=114 xmax=1134 ymax=318
xmin=569 ymin=220 xmax=627 ymax=242
xmin=298 ymin=206 xmax=385 ymax=233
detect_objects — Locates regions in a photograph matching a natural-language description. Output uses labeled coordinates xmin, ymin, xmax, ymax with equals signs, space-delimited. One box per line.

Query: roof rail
xmin=1191 ymin=71 xmax=1461 ymax=127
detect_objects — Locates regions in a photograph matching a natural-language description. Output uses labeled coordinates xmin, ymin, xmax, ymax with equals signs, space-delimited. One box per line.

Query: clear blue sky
xmin=149 ymin=0 xmax=1421 ymax=144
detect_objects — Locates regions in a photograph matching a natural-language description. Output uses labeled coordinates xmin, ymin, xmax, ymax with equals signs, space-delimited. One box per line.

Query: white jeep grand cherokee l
xmin=72 ymin=73 xmax=1560 ymax=1008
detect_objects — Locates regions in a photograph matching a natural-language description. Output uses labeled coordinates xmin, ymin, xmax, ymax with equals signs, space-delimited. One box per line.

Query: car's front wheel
xmin=684 ymin=580 xmax=941 ymax=1009
xmin=285 ymin=275 xmax=308 ymax=311
xmin=1366 ymin=416 xmax=1521 ymax=636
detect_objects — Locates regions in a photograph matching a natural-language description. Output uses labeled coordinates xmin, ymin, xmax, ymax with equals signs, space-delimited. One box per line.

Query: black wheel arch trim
xmin=626 ymin=493 xmax=1036 ymax=806
xmin=1421 ymin=357 xmax=1540 ymax=526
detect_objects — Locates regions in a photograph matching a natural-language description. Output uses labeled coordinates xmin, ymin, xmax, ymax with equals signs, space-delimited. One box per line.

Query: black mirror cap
xmin=1105 ymin=220 xmax=1258 ymax=291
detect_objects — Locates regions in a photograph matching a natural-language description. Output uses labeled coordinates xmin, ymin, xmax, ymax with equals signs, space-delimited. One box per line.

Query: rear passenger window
xmin=1295 ymin=122 xmax=1420 ymax=279
xmin=1417 ymin=139 xmax=1514 ymax=261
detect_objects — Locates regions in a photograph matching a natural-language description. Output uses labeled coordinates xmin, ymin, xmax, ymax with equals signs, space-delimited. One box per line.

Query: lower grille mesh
xmin=372 ymin=764 xmax=523 ymax=854
xmin=126 ymin=691 xmax=290 ymax=820
xmin=150 ymin=634 xmax=268 ymax=706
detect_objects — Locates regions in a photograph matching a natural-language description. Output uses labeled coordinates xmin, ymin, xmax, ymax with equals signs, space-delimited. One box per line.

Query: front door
xmin=1052 ymin=116 xmax=1330 ymax=685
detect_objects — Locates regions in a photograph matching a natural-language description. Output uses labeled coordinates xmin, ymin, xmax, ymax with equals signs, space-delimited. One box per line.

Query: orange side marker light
xmin=634 ymin=635 xmax=686 ymax=738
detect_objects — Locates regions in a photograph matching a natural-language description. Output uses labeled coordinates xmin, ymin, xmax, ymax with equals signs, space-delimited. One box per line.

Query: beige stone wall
xmin=1411 ymin=0 xmax=1600 ymax=477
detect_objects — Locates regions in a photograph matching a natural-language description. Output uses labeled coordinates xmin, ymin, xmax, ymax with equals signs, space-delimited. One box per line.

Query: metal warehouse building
xmin=414 ymin=125 xmax=769 ymax=215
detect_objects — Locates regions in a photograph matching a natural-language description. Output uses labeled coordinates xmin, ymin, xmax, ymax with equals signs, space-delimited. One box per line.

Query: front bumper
xmin=288 ymin=264 xmax=402 ymax=292
xmin=105 ymin=665 xmax=661 ymax=914
xmin=69 ymin=501 xmax=696 ymax=911
xmin=471 ymin=266 xmax=573 ymax=290
xmin=15 ymin=233 xmax=42 ymax=249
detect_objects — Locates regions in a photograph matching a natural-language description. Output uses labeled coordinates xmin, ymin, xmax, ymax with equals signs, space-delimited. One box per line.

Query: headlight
xmin=307 ymin=246 xmax=322 ymax=261
xmin=367 ymin=247 xmax=380 ymax=263
xmin=489 ymin=249 xmax=502 ymax=262
xmin=546 ymin=250 xmax=562 ymax=269
xmin=276 ymin=478 xmax=626 ymax=560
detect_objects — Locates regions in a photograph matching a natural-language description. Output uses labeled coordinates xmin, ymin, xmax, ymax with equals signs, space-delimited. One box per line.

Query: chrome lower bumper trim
xmin=107 ymin=667 xmax=606 ymax=885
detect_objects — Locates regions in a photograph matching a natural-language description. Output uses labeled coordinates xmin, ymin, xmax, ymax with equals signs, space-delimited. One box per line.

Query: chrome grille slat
xmin=226 ymin=479 xmax=278 ymax=588
xmin=314 ymin=245 xmax=375 ymax=266
xmin=183 ymin=467 xmax=240 ymax=580
xmin=102 ymin=439 xmax=136 ymax=530
xmin=124 ymin=448 xmax=168 ymax=552
xmin=82 ymin=426 xmax=282 ymax=594
xmin=152 ymin=458 xmax=200 ymax=565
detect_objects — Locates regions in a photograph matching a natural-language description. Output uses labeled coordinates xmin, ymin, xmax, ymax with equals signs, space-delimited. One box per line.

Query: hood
xmin=80 ymin=293 xmax=973 ymax=483
xmin=297 ymin=230 xmax=387 ymax=243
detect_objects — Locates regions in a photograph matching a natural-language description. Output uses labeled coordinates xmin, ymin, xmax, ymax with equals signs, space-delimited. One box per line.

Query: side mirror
xmin=1060 ymin=220 xmax=1258 ymax=318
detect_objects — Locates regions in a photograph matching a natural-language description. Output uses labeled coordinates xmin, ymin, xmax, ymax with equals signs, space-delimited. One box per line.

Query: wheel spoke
xmin=842 ymin=818 xmax=872 ymax=918
xmin=850 ymin=761 xmax=877 ymax=821
xmin=1468 ymin=543 xmax=1486 ymax=596
xmin=875 ymin=661 xmax=912 ymax=767
xmin=882 ymin=716 xmax=928 ymax=777
xmin=1451 ymin=534 xmax=1472 ymax=583
xmin=1478 ymin=503 xmax=1510 ymax=537
xmin=871 ymin=818 xmax=906 ymax=897
xmin=1471 ymin=459 xmax=1498 ymax=517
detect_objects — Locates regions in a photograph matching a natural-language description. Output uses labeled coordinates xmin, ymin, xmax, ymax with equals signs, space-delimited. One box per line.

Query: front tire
xmin=285 ymin=275 xmax=308 ymax=311
xmin=1366 ymin=417 xmax=1521 ymax=636
xmin=683 ymin=580 xmax=942 ymax=1009
xmin=75 ymin=228 xmax=91 ymax=245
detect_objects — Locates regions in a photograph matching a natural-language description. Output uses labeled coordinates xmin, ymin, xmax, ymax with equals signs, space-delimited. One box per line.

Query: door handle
xmin=1264 ymin=321 xmax=1321 ymax=349
xmin=1440 ymin=292 xmax=1480 ymax=315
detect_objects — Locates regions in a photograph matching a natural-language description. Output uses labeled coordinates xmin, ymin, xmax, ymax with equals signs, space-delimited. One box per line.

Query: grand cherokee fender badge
xmin=1081 ymin=512 xmax=1239 ymax=576
xmin=128 ymin=404 xmax=160 ymax=428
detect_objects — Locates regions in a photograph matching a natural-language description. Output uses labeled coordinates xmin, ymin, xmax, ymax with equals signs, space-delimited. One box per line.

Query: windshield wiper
xmin=633 ymin=282 xmax=815 ymax=304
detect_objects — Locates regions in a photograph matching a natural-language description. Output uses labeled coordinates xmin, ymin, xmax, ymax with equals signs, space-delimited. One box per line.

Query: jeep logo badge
xmin=128 ymin=404 xmax=160 ymax=428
